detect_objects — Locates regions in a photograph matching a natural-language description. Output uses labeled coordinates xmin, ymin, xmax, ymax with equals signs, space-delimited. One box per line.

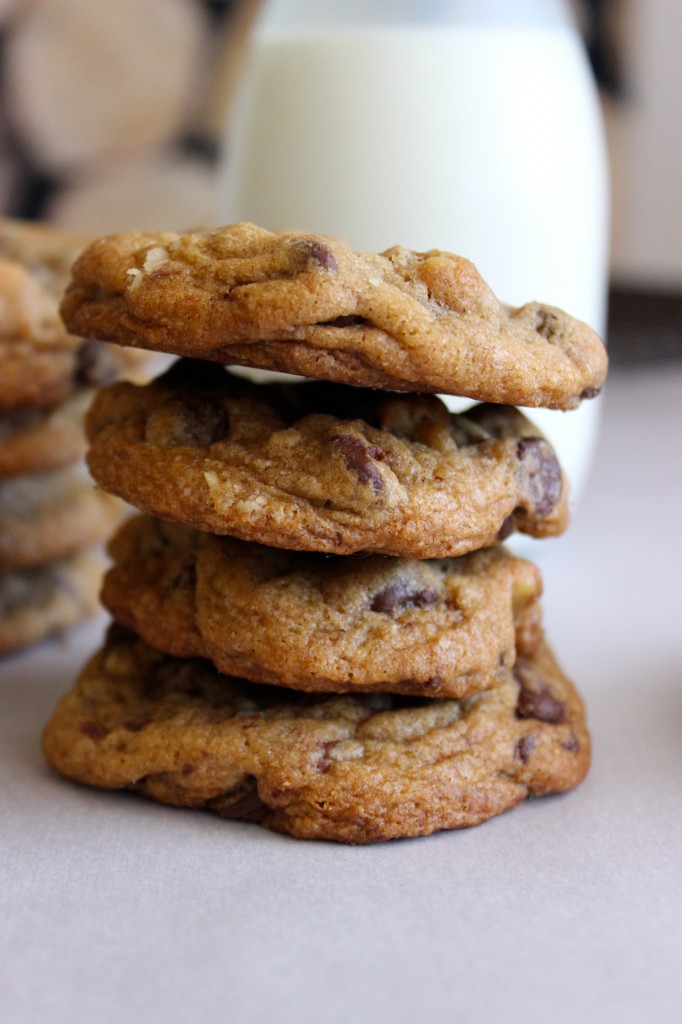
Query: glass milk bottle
xmin=217 ymin=0 xmax=609 ymax=503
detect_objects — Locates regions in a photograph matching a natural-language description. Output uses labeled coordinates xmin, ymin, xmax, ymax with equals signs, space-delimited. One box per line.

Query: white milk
xmin=218 ymin=13 xmax=609 ymax=503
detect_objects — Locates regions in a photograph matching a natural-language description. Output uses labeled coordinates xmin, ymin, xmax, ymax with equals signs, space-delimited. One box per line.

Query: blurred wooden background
xmin=0 ymin=0 xmax=679 ymax=362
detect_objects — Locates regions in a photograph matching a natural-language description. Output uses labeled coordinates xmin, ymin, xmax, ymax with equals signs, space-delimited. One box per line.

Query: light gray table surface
xmin=2 ymin=364 xmax=681 ymax=1024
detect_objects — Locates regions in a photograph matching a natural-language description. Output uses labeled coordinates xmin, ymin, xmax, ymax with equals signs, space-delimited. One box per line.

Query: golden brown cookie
xmin=0 ymin=218 xmax=148 ymax=411
xmin=0 ymin=551 xmax=103 ymax=656
xmin=85 ymin=361 xmax=569 ymax=558
xmin=60 ymin=221 xmax=607 ymax=410
xmin=103 ymin=515 xmax=543 ymax=697
xmin=0 ymin=466 xmax=124 ymax=573
xmin=0 ymin=390 xmax=91 ymax=479
xmin=42 ymin=627 xmax=590 ymax=844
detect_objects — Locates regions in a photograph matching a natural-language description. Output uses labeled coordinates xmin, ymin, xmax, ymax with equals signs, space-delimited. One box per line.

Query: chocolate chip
xmin=80 ymin=721 xmax=108 ymax=740
xmin=212 ymin=778 xmax=268 ymax=823
xmin=562 ymin=734 xmax=580 ymax=752
xmin=535 ymin=309 xmax=559 ymax=339
xmin=371 ymin=581 xmax=439 ymax=613
xmin=514 ymin=669 xmax=566 ymax=724
xmin=517 ymin=437 xmax=562 ymax=517
xmin=179 ymin=396 xmax=230 ymax=446
xmin=514 ymin=735 xmax=536 ymax=762
xmin=335 ymin=434 xmax=386 ymax=492
xmin=304 ymin=240 xmax=338 ymax=272
xmin=580 ymin=386 xmax=602 ymax=400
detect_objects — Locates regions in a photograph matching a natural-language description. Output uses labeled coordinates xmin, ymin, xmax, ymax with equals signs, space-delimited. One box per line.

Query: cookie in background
xmin=0 ymin=218 xmax=151 ymax=655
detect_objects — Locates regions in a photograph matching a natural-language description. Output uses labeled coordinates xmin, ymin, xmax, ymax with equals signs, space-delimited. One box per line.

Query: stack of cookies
xmin=0 ymin=220 xmax=152 ymax=655
xmin=42 ymin=222 xmax=607 ymax=843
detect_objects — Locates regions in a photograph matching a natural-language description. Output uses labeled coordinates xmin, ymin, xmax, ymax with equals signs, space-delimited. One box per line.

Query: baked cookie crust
xmin=60 ymin=222 xmax=607 ymax=410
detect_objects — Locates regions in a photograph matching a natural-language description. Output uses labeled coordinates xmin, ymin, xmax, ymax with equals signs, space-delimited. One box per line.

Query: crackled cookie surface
xmin=0 ymin=218 xmax=148 ymax=411
xmin=0 ymin=551 xmax=102 ymax=655
xmin=103 ymin=515 xmax=543 ymax=697
xmin=0 ymin=466 xmax=124 ymax=572
xmin=60 ymin=222 xmax=607 ymax=410
xmin=42 ymin=627 xmax=590 ymax=844
xmin=86 ymin=361 xmax=569 ymax=558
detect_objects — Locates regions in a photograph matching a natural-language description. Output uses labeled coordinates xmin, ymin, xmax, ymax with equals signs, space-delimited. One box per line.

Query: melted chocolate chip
xmin=514 ymin=670 xmax=566 ymax=724
xmin=371 ymin=581 xmax=439 ymax=613
xmin=517 ymin=437 xmax=562 ymax=517
xmin=179 ymin=395 xmax=230 ymax=446
xmin=335 ymin=434 xmax=386 ymax=492
xmin=304 ymin=240 xmax=338 ymax=272
xmin=514 ymin=734 xmax=536 ymax=762
xmin=580 ymin=386 xmax=602 ymax=400
xmin=562 ymin=734 xmax=580 ymax=752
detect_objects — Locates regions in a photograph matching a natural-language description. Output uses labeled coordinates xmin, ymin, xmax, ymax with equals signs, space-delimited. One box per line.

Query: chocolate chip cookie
xmin=0 ymin=390 xmax=91 ymax=479
xmin=0 ymin=218 xmax=147 ymax=411
xmin=0 ymin=551 xmax=102 ymax=655
xmin=42 ymin=626 xmax=590 ymax=843
xmin=103 ymin=515 xmax=543 ymax=697
xmin=0 ymin=466 xmax=124 ymax=573
xmin=85 ymin=361 xmax=569 ymax=558
xmin=60 ymin=221 xmax=607 ymax=410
